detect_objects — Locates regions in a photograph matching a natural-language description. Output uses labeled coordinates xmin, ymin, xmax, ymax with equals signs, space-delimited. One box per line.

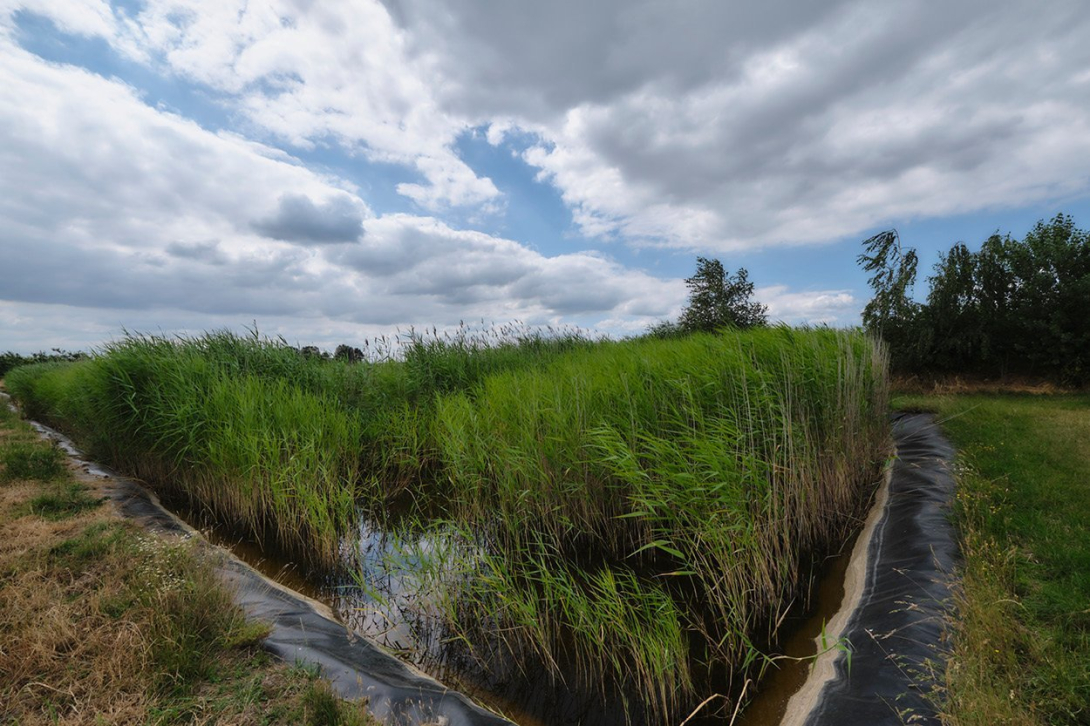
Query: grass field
xmin=5 ymin=326 xmax=891 ymax=722
xmin=892 ymin=392 xmax=1090 ymax=725
xmin=0 ymin=399 xmax=375 ymax=726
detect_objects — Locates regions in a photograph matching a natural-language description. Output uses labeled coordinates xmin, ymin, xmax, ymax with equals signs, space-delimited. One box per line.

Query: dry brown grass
xmin=0 ymin=408 xmax=376 ymax=726
xmin=0 ymin=479 xmax=146 ymax=724
xmin=891 ymin=374 xmax=1077 ymax=396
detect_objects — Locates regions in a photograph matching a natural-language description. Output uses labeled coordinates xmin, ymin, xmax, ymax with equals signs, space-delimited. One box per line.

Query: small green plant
xmin=49 ymin=522 xmax=128 ymax=565
xmin=1 ymin=440 xmax=66 ymax=482
xmin=302 ymin=682 xmax=344 ymax=726
xmin=294 ymin=664 xmax=371 ymax=726
xmin=28 ymin=481 xmax=104 ymax=520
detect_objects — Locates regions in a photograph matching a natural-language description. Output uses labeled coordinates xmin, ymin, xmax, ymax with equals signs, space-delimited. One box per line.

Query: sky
xmin=2 ymin=0 xmax=1089 ymax=354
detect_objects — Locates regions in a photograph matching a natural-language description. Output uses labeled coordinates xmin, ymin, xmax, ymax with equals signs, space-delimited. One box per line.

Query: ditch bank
xmin=4 ymin=395 xmax=511 ymax=726
xmin=777 ymin=412 xmax=959 ymax=726
xmin=11 ymin=394 xmax=957 ymax=726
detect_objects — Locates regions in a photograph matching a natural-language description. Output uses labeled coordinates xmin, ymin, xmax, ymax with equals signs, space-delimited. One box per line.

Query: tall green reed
xmin=6 ymin=325 xmax=889 ymax=723
xmin=422 ymin=327 xmax=889 ymax=720
xmin=5 ymin=333 xmax=362 ymax=565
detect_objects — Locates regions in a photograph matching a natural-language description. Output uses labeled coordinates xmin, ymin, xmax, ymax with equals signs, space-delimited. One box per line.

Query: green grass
xmin=892 ymin=392 xmax=1090 ymax=725
xmin=6 ymin=335 xmax=365 ymax=566
xmin=3 ymin=326 xmax=590 ymax=565
xmin=0 ymin=439 xmax=66 ymax=482
xmin=6 ymin=326 xmax=891 ymax=723
xmin=27 ymin=480 xmax=104 ymax=520
xmin=415 ymin=327 xmax=889 ymax=718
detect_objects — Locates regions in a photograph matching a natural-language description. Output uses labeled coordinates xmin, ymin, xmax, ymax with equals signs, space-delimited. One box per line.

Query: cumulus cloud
xmin=165 ymin=241 xmax=229 ymax=265
xmin=8 ymin=0 xmax=1077 ymax=353
xmin=0 ymin=33 xmax=696 ymax=340
xmin=331 ymin=215 xmax=685 ymax=324
xmin=757 ymin=286 xmax=858 ymax=325
xmin=14 ymin=0 xmax=1090 ymax=252
xmin=383 ymin=0 xmax=1090 ymax=249
xmin=117 ymin=0 xmax=500 ymax=210
xmin=252 ymin=194 xmax=365 ymax=244
xmin=0 ymin=34 xmax=358 ymax=318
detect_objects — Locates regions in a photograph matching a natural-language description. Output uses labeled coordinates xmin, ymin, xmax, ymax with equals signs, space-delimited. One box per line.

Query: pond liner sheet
xmin=12 ymin=407 xmax=513 ymax=726
xmin=795 ymin=412 xmax=960 ymax=726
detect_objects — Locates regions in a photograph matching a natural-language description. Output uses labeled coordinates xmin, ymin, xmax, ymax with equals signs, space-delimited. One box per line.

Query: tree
xmin=857 ymin=230 xmax=919 ymax=335
xmin=857 ymin=214 xmax=1090 ymax=383
xmin=926 ymin=241 xmax=985 ymax=371
xmin=678 ymin=258 xmax=767 ymax=333
xmin=334 ymin=344 xmax=364 ymax=363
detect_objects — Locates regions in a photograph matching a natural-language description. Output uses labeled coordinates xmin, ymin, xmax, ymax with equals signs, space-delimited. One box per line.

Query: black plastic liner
xmin=804 ymin=413 xmax=959 ymax=725
xmin=17 ymin=411 xmax=513 ymax=726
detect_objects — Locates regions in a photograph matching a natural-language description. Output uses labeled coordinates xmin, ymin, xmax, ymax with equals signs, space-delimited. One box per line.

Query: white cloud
xmin=0 ymin=36 xmax=367 ymax=247
xmin=2 ymin=0 xmax=148 ymax=59
xmin=0 ymin=36 xmax=694 ymax=342
xmin=757 ymin=286 xmax=858 ymax=325
xmin=331 ymin=214 xmax=686 ymax=324
xmin=14 ymin=0 xmax=1090 ymax=252
xmin=0 ymin=299 xmax=398 ymax=354
xmin=124 ymin=0 xmax=500 ymax=210
xmin=9 ymin=0 xmax=1076 ymax=352
xmin=382 ymin=0 xmax=1090 ymax=249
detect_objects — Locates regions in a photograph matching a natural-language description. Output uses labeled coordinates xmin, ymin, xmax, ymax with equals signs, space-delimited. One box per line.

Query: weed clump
xmin=28 ymin=481 xmax=104 ymax=520
xmin=1 ymin=440 xmax=66 ymax=482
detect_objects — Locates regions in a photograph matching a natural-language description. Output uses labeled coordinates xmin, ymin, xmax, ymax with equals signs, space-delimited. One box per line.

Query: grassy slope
xmin=892 ymin=392 xmax=1090 ymax=725
xmin=0 ymin=401 xmax=376 ymax=726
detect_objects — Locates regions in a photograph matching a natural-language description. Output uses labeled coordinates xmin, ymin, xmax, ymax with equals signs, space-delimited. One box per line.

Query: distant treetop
xmin=678 ymin=257 xmax=768 ymax=333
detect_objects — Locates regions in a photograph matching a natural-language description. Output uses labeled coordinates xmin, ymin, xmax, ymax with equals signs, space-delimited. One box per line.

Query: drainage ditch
xmin=13 ymin=398 xmax=957 ymax=726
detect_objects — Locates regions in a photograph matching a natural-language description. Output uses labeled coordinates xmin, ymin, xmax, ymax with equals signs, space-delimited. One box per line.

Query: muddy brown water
xmin=189 ymin=508 xmax=861 ymax=726
xmin=732 ymin=539 xmax=856 ymax=726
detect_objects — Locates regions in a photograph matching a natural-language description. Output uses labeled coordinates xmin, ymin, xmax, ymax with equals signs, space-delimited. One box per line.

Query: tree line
xmin=0 ymin=350 xmax=85 ymax=380
xmin=860 ymin=213 xmax=1090 ymax=384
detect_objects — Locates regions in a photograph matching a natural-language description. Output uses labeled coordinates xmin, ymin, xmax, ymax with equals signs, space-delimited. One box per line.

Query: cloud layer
xmin=22 ymin=0 xmax=1090 ymax=251
xmin=3 ymin=0 xmax=1086 ymax=351
xmin=253 ymin=195 xmax=365 ymax=244
xmin=0 ymin=27 xmax=695 ymax=343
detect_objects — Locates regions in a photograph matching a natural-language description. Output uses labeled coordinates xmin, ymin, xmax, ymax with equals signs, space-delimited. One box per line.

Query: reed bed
xmin=5 ymin=325 xmax=890 ymax=723
xmin=415 ymin=327 xmax=890 ymax=719
xmin=5 ymin=333 xmax=362 ymax=565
